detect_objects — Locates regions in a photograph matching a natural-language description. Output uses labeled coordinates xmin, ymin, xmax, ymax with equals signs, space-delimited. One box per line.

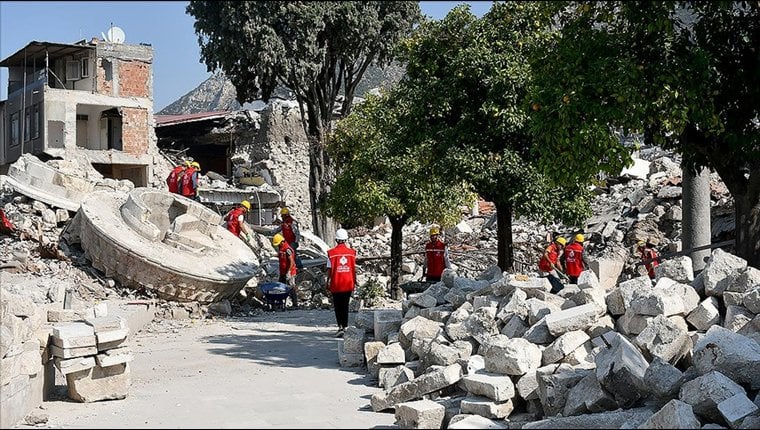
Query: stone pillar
xmin=682 ymin=165 xmax=711 ymax=272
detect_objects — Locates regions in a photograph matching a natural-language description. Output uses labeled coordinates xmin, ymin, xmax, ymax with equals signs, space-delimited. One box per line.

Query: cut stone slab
xmin=692 ymin=326 xmax=760 ymax=390
xmin=49 ymin=344 xmax=97 ymax=359
xmin=655 ymin=256 xmax=695 ymax=285
xmin=639 ymin=399 xmax=701 ymax=429
xmin=447 ymin=414 xmax=509 ymax=429
xmin=338 ymin=342 xmax=364 ymax=368
xmin=687 ymin=297 xmax=722 ymax=331
xmin=482 ymin=336 xmax=542 ymax=376
xmin=703 ymin=249 xmax=747 ymax=297
xmin=542 ymin=330 xmax=590 ymax=365
xmin=379 ymin=365 xmax=415 ymax=390
xmin=545 ymin=304 xmax=599 ymax=336
xmin=462 ymin=371 xmax=515 ymax=402
xmin=374 ymin=310 xmax=403 ymax=343
xmin=679 ymin=371 xmax=746 ymax=422
xmin=634 ymin=314 xmax=690 ymax=363
xmin=54 ymin=356 xmax=96 ymax=376
xmin=400 ymin=316 xmax=443 ymax=350
xmin=95 ymin=347 xmax=134 ymax=367
xmin=644 ymin=356 xmax=684 ymax=399
xmin=51 ymin=322 xmax=96 ymax=348
xmin=537 ymin=364 xmax=591 ymax=416
xmin=521 ymin=407 xmax=655 ymax=429
xmin=66 ymin=363 xmax=131 ymax=402
xmin=460 ymin=395 xmax=514 ymax=419
xmin=562 ymin=371 xmax=616 ymax=416
xmin=377 ymin=342 xmax=406 ymax=365
xmin=371 ymin=363 xmax=463 ymax=412
xmin=95 ymin=328 xmax=129 ymax=345
xmin=723 ymin=305 xmax=753 ymax=332
xmin=717 ymin=393 xmax=758 ymax=429
xmin=595 ymin=332 xmax=649 ymax=407
xmin=343 ymin=327 xmax=368 ymax=354
xmin=395 ymin=399 xmax=445 ymax=430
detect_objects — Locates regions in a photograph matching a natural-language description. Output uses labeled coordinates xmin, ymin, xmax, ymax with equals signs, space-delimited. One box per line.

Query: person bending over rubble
xmin=563 ymin=233 xmax=591 ymax=284
xmin=253 ymin=206 xmax=302 ymax=267
xmin=539 ymin=236 xmax=568 ymax=293
xmin=224 ymin=200 xmax=253 ymax=243
xmin=272 ymin=233 xmax=299 ymax=308
xmin=637 ymin=240 xmax=660 ymax=279
xmin=327 ymin=228 xmax=356 ymax=338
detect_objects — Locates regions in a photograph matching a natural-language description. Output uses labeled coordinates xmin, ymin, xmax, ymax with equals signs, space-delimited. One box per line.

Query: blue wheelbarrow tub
xmin=259 ymin=282 xmax=292 ymax=300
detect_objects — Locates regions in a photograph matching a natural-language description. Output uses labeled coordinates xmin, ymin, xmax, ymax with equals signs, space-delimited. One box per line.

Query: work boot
xmin=335 ymin=327 xmax=345 ymax=338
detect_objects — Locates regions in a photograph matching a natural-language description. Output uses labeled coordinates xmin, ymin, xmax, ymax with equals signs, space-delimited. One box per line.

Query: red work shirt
xmin=278 ymin=242 xmax=297 ymax=277
xmin=539 ymin=243 xmax=562 ymax=272
xmin=225 ymin=207 xmax=246 ymax=237
xmin=180 ymin=166 xmax=198 ymax=198
xmin=563 ymin=242 xmax=585 ymax=277
xmin=640 ymin=248 xmax=660 ymax=279
xmin=425 ymin=239 xmax=447 ymax=278
xmin=281 ymin=215 xmax=297 ymax=244
xmin=166 ymin=166 xmax=184 ymax=194
xmin=327 ymin=243 xmax=357 ymax=293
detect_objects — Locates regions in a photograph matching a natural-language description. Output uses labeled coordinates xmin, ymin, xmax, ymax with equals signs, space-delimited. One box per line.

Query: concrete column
xmin=682 ymin=165 xmax=711 ymax=272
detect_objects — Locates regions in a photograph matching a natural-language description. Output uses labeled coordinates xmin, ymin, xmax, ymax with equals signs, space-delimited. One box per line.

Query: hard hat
xmin=575 ymin=233 xmax=585 ymax=243
xmin=241 ymin=200 xmax=251 ymax=210
xmin=430 ymin=226 xmax=440 ymax=236
xmin=637 ymin=240 xmax=645 ymax=247
xmin=191 ymin=161 xmax=200 ymax=169
xmin=272 ymin=233 xmax=285 ymax=247
xmin=280 ymin=207 xmax=290 ymax=216
xmin=555 ymin=237 xmax=567 ymax=246
xmin=336 ymin=228 xmax=349 ymax=241
xmin=184 ymin=160 xmax=191 ymax=167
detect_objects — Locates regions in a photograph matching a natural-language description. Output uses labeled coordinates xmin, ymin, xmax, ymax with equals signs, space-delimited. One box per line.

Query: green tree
xmin=529 ymin=1 xmax=760 ymax=267
xmin=187 ymin=1 xmax=421 ymax=243
xmin=395 ymin=3 xmax=591 ymax=271
xmin=327 ymin=90 xmax=473 ymax=298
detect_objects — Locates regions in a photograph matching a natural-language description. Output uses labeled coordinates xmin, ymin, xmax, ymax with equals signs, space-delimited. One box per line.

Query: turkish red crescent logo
xmin=339 ymin=256 xmax=348 ymax=265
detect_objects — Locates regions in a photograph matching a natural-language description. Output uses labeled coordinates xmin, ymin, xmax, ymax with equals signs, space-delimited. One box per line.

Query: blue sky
xmin=0 ymin=1 xmax=494 ymax=112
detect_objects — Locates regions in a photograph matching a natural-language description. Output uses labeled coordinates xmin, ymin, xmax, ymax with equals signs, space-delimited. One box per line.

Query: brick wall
xmin=121 ymin=108 xmax=149 ymax=155
xmin=119 ymin=61 xmax=151 ymax=98
xmin=96 ymin=58 xmax=113 ymax=96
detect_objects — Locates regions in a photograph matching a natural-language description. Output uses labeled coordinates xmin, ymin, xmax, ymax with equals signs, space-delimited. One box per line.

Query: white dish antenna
xmin=106 ymin=26 xmax=126 ymax=43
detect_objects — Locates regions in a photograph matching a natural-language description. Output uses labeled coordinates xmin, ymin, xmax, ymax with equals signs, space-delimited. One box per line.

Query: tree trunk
xmin=388 ymin=215 xmax=406 ymax=300
xmin=305 ymin=114 xmax=337 ymax=245
xmin=681 ymin=164 xmax=711 ymax=272
xmin=734 ymin=171 xmax=760 ymax=269
xmin=495 ymin=200 xmax=514 ymax=271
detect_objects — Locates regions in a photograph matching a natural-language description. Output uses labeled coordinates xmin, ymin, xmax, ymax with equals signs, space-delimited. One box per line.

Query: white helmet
xmin=335 ymin=228 xmax=349 ymax=241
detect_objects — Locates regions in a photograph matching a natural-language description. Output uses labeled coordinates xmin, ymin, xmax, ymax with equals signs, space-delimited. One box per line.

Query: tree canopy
xmin=393 ymin=3 xmax=592 ymax=270
xmin=529 ymin=1 xmax=760 ymax=267
xmin=187 ymin=1 xmax=421 ymax=243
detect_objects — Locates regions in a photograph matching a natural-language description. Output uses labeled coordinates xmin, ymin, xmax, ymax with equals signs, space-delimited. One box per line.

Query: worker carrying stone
xmin=422 ymin=225 xmax=451 ymax=283
xmin=272 ymin=233 xmax=298 ymax=308
xmin=637 ymin=240 xmax=660 ymax=279
xmin=539 ymin=236 xmax=568 ymax=293
xmin=223 ymin=200 xmax=254 ymax=243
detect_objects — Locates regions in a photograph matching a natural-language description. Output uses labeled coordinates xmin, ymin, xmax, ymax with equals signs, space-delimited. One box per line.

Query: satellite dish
xmin=107 ymin=26 xmax=126 ymax=43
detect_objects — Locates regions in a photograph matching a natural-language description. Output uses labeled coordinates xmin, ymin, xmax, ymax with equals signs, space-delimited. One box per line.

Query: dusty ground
xmin=18 ymin=310 xmax=397 ymax=429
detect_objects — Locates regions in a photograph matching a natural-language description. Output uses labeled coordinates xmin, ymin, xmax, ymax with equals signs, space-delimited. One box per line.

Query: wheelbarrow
xmin=259 ymin=282 xmax=292 ymax=311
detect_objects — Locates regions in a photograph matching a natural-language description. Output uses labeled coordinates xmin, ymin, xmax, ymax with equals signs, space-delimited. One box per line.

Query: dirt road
xmin=23 ymin=310 xmax=397 ymax=429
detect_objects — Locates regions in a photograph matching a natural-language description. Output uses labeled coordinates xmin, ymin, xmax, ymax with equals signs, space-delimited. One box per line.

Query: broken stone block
xmin=482 ymin=336 xmax=542 ymax=376
xmin=427 ymin=342 xmax=463 ymax=367
xmin=343 ymin=326 xmax=368 ymax=354
xmin=395 ymin=399 xmax=445 ymax=430
xmin=595 ymin=332 xmax=649 ymax=407
xmin=465 ymin=307 xmax=500 ymax=345
xmin=495 ymin=289 xmax=527 ymax=322
xmin=525 ymin=298 xmax=561 ymax=326
xmin=379 ymin=365 xmax=415 ymax=389
xmin=411 ymin=293 xmax=438 ymax=309
xmin=84 ymin=315 xmax=126 ymax=332
xmin=66 ymin=363 xmax=131 ymax=402
xmin=656 ymin=256 xmax=695 ymax=285
xmin=355 ymin=311 xmax=375 ymax=333
xmin=703 ymin=249 xmax=747 ymax=297
xmin=523 ymin=317 xmax=555 ymax=345
xmin=639 ymin=399 xmax=701 ymax=429
xmin=95 ymin=347 xmax=133 ymax=367
xmin=46 ymin=309 xmax=82 ymax=323
xmin=500 ymin=314 xmax=529 ymax=338
xmin=589 ymin=251 xmax=627 ymax=292
xmin=377 ymin=342 xmax=406 ymax=365
xmin=679 ymin=371 xmax=746 ymax=422
xmin=460 ymin=395 xmax=514 ymax=419
xmin=635 ymin=314 xmax=690 ymax=363
xmin=447 ymin=414 xmax=508 ymax=429
xmin=49 ymin=344 xmax=97 ymax=359
xmin=374 ymin=309 xmax=403 ymax=343
xmin=724 ymin=305 xmax=753 ymax=332
xmin=51 ymin=322 xmax=96 ymax=349
xmin=615 ymin=309 xmax=651 ymax=336
xmin=562 ymin=371 xmax=616 ymax=416
xmin=545 ymin=303 xmax=599 ymax=336
xmin=400 ymin=316 xmax=443 ymax=350
xmin=370 ymin=363 xmax=463 ymax=411
xmin=644 ymin=356 xmax=684 ymax=399
xmin=727 ymin=266 xmax=760 ymax=295
xmin=95 ymin=328 xmax=129 ymax=346
xmin=472 ymin=295 xmax=500 ymax=312
xmin=542 ymin=331 xmax=590 ymax=365
xmin=338 ymin=342 xmax=364 ymax=368
xmin=516 ymin=369 xmax=541 ymax=401
xmin=717 ymin=393 xmax=758 ymax=429
xmin=743 ymin=288 xmax=760 ymax=314
xmin=687 ymin=297 xmax=722 ymax=331
xmin=605 ymin=289 xmax=626 ymax=316
xmin=577 ymin=270 xmax=600 ymax=290
xmin=723 ymin=291 xmax=745 ymax=307
xmin=586 ymin=315 xmax=615 ymax=338
xmin=617 ymin=276 xmax=654 ymax=310
xmin=536 ymin=364 xmax=591 ymax=416
xmin=462 ymin=371 xmax=515 ymax=402
xmin=521 ymin=407 xmax=656 ymax=429
xmin=693 ymin=326 xmax=760 ymax=390
xmin=630 ymin=287 xmax=684 ymax=317
xmin=54 ymin=356 xmax=96 ymax=375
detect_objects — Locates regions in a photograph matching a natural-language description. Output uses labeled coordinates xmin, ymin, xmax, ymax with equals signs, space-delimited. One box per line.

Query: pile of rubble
xmin=339 ymin=248 xmax=760 ymax=429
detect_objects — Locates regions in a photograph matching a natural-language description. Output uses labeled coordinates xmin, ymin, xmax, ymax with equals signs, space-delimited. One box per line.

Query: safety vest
xmin=225 ymin=207 xmax=246 ymax=237
xmin=327 ymin=243 xmax=357 ymax=293
xmin=539 ymin=243 xmax=561 ymax=272
xmin=563 ymin=242 xmax=585 ymax=277
xmin=180 ymin=166 xmax=198 ymax=198
xmin=166 ymin=166 xmax=184 ymax=194
xmin=641 ymin=248 xmax=660 ymax=278
xmin=281 ymin=215 xmax=297 ymax=244
xmin=425 ymin=239 xmax=447 ymax=278
xmin=278 ymin=242 xmax=297 ymax=277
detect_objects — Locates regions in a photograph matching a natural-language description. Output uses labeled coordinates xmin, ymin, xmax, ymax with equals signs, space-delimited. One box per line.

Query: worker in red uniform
xmin=327 ymin=228 xmax=356 ymax=338
xmin=637 ymin=240 xmax=660 ymax=279
xmin=253 ymin=206 xmax=303 ymax=267
xmin=166 ymin=160 xmax=188 ymax=194
xmin=422 ymin=225 xmax=451 ymax=283
xmin=539 ymin=236 xmax=567 ymax=293
xmin=179 ymin=161 xmax=201 ymax=200
xmin=224 ymin=200 xmax=253 ymax=242
xmin=563 ymin=233 xmax=590 ymax=284
xmin=273 ymin=233 xmax=298 ymax=308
